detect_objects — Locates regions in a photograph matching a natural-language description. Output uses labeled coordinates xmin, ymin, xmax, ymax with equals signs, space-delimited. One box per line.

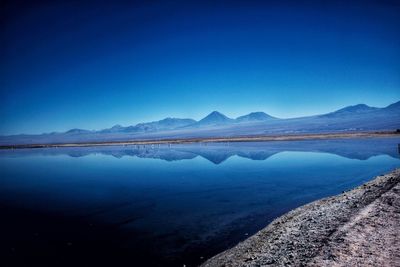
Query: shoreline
xmin=201 ymin=168 xmax=400 ymax=266
xmin=1 ymin=131 xmax=399 ymax=150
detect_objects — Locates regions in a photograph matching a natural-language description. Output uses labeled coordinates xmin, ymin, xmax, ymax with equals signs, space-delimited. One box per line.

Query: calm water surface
xmin=1 ymin=138 xmax=399 ymax=267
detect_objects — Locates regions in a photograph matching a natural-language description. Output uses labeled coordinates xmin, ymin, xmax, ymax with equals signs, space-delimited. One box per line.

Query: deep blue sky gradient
xmin=1 ymin=0 xmax=400 ymax=134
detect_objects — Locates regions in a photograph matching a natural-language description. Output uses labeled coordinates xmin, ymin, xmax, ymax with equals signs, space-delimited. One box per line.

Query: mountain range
xmin=1 ymin=101 xmax=399 ymax=145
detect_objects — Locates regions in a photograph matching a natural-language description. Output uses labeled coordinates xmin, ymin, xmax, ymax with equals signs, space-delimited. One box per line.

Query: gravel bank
xmin=201 ymin=169 xmax=400 ymax=267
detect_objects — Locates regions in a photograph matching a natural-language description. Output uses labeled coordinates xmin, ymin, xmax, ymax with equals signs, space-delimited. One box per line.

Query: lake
xmin=1 ymin=138 xmax=399 ymax=267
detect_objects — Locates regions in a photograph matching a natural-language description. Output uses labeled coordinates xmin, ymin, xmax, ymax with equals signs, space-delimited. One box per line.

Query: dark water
xmin=1 ymin=138 xmax=399 ymax=267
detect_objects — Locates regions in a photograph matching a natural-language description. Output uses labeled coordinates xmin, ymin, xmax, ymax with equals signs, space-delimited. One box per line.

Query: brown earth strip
xmin=1 ymin=131 xmax=399 ymax=149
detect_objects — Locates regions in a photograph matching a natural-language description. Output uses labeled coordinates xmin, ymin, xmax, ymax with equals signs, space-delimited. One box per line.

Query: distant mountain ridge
xmin=236 ymin=112 xmax=276 ymax=122
xmin=1 ymin=101 xmax=399 ymax=145
xmin=320 ymin=104 xmax=378 ymax=118
xmin=122 ymin=118 xmax=196 ymax=133
xmin=194 ymin=111 xmax=234 ymax=126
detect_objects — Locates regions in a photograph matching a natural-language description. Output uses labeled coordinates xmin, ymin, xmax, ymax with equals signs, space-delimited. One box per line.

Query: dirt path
xmin=201 ymin=169 xmax=400 ymax=267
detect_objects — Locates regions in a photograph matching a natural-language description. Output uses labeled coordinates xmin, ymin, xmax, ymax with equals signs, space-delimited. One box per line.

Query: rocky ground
xmin=201 ymin=169 xmax=400 ymax=267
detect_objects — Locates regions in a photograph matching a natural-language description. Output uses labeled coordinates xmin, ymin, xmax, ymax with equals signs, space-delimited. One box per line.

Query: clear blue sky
xmin=1 ymin=0 xmax=399 ymax=134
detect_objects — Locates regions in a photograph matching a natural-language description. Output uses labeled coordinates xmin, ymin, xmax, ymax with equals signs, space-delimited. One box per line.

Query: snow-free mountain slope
xmin=194 ymin=111 xmax=234 ymax=126
xmin=320 ymin=104 xmax=378 ymax=118
xmin=236 ymin=112 xmax=276 ymax=122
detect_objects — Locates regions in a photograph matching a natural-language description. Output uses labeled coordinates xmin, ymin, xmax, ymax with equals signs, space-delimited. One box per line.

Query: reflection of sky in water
xmin=0 ymin=138 xmax=399 ymax=266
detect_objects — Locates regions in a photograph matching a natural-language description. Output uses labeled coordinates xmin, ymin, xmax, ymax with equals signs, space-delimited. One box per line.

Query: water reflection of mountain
xmin=2 ymin=138 xmax=399 ymax=164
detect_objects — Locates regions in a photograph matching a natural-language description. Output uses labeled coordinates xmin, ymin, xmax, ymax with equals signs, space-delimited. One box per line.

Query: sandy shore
xmin=201 ymin=169 xmax=400 ymax=267
xmin=1 ymin=131 xmax=399 ymax=149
